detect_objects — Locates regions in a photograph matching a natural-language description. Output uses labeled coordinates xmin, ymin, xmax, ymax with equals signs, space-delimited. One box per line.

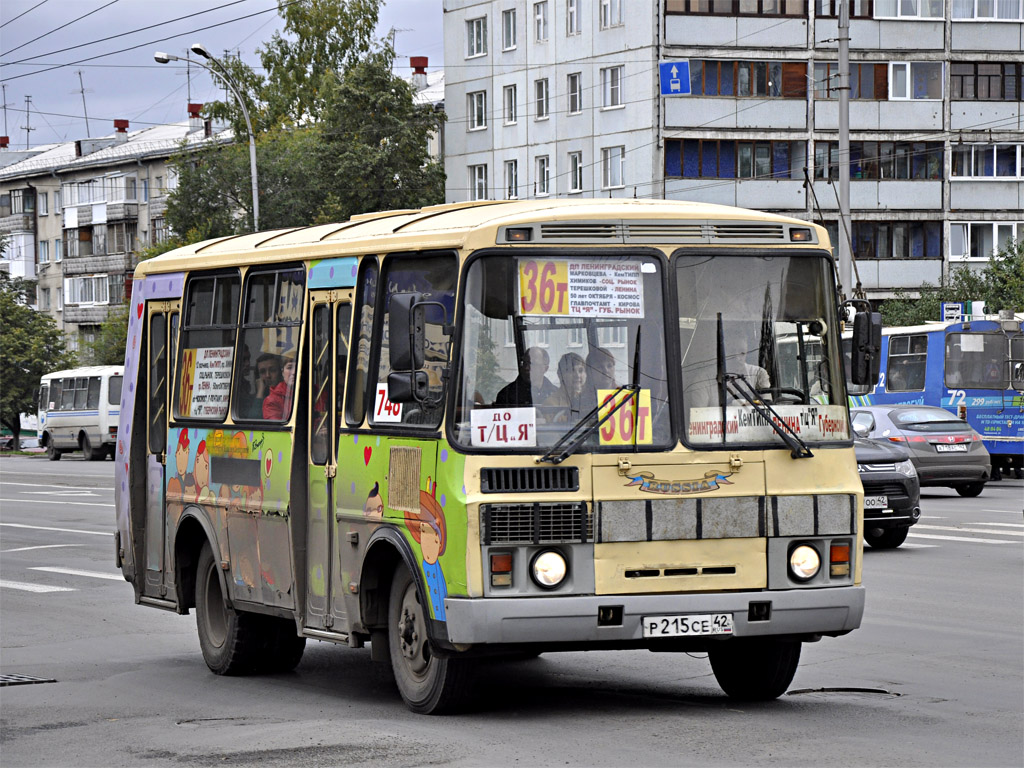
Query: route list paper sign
xmin=179 ymin=347 xmax=233 ymax=418
xmin=518 ymin=258 xmax=644 ymax=318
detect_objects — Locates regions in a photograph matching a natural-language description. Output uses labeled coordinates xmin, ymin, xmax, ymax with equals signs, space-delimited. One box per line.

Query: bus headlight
xmin=789 ymin=544 xmax=821 ymax=582
xmin=895 ymin=459 xmax=917 ymax=478
xmin=530 ymin=550 xmax=568 ymax=589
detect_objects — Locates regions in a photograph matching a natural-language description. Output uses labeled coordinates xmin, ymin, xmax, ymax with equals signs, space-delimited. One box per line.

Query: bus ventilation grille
xmin=481 ymin=467 xmax=579 ymax=493
xmin=711 ymin=224 xmax=785 ymax=240
xmin=482 ymin=502 xmax=591 ymax=544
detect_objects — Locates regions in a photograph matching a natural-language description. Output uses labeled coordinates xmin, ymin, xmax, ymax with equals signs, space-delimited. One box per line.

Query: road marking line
xmin=0 ymin=522 xmax=111 ymax=537
xmin=900 ymin=543 xmax=939 ymax=549
xmin=23 ymin=491 xmax=102 ymax=497
xmin=29 ymin=567 xmax=123 ymax=581
xmin=2 ymin=544 xmax=82 ymax=553
xmin=0 ymin=579 xmax=75 ymax=593
xmin=909 ymin=533 xmax=1014 ymax=544
xmin=0 ymin=482 xmax=111 ymax=492
xmin=0 ymin=497 xmax=113 ymax=508
xmin=915 ymin=524 xmax=1024 ymax=537
xmin=972 ymin=522 xmax=1024 ymax=528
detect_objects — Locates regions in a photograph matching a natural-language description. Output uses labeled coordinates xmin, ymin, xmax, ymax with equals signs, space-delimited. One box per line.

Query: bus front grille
xmin=482 ymin=502 xmax=591 ymax=544
xmin=481 ymin=466 xmax=579 ymax=493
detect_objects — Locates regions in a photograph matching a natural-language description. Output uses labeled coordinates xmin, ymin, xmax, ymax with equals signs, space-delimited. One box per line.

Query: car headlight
xmin=789 ymin=544 xmax=821 ymax=582
xmin=530 ymin=549 xmax=568 ymax=589
xmin=895 ymin=459 xmax=917 ymax=478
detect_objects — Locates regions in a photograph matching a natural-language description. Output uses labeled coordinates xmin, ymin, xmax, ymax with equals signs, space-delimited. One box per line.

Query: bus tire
xmin=709 ymin=639 xmax=801 ymax=701
xmin=387 ymin=565 xmax=473 ymax=714
xmin=81 ymin=433 xmax=100 ymax=461
xmin=864 ymin=525 xmax=909 ymax=549
xmin=256 ymin=616 xmax=306 ymax=674
xmin=195 ymin=543 xmax=260 ymax=676
xmin=955 ymin=482 xmax=984 ymax=498
xmin=46 ymin=441 xmax=62 ymax=461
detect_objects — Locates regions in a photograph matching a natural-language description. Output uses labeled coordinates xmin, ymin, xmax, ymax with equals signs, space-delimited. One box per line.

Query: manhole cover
xmin=0 ymin=674 xmax=57 ymax=687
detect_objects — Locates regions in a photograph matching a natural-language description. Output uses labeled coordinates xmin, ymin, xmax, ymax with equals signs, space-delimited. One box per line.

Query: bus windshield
xmin=677 ymin=253 xmax=849 ymax=446
xmin=945 ymin=331 xmax=1009 ymax=389
xmin=453 ymin=252 xmax=672 ymax=451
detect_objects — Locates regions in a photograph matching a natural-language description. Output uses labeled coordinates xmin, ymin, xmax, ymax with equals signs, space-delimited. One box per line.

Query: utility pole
xmin=76 ymin=71 xmax=92 ymax=138
xmin=838 ymin=0 xmax=852 ymax=300
xmin=2 ymin=84 xmax=9 ymax=137
xmin=21 ymin=95 xmax=35 ymax=149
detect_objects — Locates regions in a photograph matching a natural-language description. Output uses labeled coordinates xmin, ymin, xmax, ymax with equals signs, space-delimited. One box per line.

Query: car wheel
xmin=195 ymin=543 xmax=261 ymax=675
xmin=47 ymin=441 xmax=62 ymax=461
xmin=709 ymin=638 xmax=801 ymax=701
xmin=955 ymin=482 xmax=985 ymax=498
xmin=387 ymin=565 xmax=473 ymax=714
xmin=865 ymin=526 xmax=910 ymax=549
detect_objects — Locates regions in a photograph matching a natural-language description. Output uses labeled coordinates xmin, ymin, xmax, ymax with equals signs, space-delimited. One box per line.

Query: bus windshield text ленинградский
xmin=114 ymin=199 xmax=880 ymax=714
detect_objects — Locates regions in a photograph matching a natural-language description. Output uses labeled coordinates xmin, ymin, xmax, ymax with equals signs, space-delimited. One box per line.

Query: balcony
xmin=63 ymin=253 xmax=133 ymax=275
xmin=63 ymin=304 xmax=119 ymax=324
xmin=0 ymin=213 xmax=33 ymax=232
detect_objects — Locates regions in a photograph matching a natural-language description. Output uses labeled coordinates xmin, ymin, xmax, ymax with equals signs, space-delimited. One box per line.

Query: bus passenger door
xmin=143 ymin=303 xmax=178 ymax=600
xmin=305 ymin=294 xmax=352 ymax=631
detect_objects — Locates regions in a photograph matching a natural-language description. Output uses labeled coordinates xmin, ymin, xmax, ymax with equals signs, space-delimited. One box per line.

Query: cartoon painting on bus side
xmin=335 ymin=435 xmax=468 ymax=622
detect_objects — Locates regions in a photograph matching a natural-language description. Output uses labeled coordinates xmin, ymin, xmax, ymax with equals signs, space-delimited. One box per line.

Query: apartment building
xmin=442 ymin=0 xmax=1023 ymax=298
xmin=0 ymin=106 xmax=230 ymax=350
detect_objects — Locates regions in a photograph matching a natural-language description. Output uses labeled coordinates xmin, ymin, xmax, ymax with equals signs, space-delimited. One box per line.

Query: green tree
xmin=83 ymin=303 xmax=129 ymax=365
xmin=981 ymin=239 xmax=1024 ymax=313
xmin=0 ymin=274 xmax=75 ymax=447
xmin=880 ymin=264 xmax=987 ymax=327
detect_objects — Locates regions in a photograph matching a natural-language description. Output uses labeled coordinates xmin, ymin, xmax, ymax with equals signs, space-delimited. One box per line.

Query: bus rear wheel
xmin=387 ymin=566 xmax=473 ymax=714
xmin=255 ymin=616 xmax=306 ymax=674
xmin=195 ymin=543 xmax=261 ymax=675
xmin=708 ymin=638 xmax=801 ymax=701
xmin=81 ymin=433 xmax=101 ymax=461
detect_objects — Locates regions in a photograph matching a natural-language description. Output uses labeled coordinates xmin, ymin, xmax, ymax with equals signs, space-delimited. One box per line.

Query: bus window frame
xmin=447 ymin=246 xmax=677 ymax=454
xmin=173 ymin=269 xmax=241 ymax=424
xmin=345 ymin=257 xmax=380 ymax=428
xmin=886 ymin=333 xmax=927 ymax=393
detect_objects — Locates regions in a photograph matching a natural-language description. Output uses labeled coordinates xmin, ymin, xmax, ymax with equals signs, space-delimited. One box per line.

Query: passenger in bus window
xmin=544 ymin=352 xmax=587 ymax=422
xmin=888 ymin=365 xmax=907 ymax=391
xmin=253 ymin=353 xmax=282 ymax=417
xmin=263 ymin=359 xmax=295 ymax=420
xmin=494 ymin=346 xmax=557 ymax=407
xmin=583 ymin=346 xmax=616 ymax=411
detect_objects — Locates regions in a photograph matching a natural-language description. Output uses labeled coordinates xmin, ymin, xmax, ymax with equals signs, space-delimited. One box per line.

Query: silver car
xmin=850 ymin=405 xmax=991 ymax=498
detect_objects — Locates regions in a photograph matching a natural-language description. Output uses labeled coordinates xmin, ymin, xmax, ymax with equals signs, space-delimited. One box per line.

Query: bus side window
xmin=61 ymin=378 xmax=74 ymax=410
xmin=336 ymin=303 xmax=352 ymax=427
xmin=87 ymin=377 xmax=101 ymax=409
xmin=74 ymin=378 xmax=88 ymax=410
xmin=346 ymin=260 xmax=378 ymax=427
xmin=310 ymin=305 xmax=331 ymax=465
xmin=150 ymin=313 xmax=168 ymax=454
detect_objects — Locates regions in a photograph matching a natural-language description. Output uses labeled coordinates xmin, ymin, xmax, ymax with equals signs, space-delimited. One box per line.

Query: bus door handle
xmin=325 ymin=464 xmax=336 ymax=478
xmin=158 ymin=453 xmax=166 ymax=466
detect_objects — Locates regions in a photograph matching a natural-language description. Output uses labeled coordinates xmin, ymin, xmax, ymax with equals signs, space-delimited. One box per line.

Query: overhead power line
xmin=0 ymin=0 xmax=49 ymax=29
xmin=2 ymin=0 xmax=121 ymax=60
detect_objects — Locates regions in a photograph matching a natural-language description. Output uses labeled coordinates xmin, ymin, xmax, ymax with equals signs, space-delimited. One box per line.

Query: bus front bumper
xmin=443 ymin=586 xmax=864 ymax=645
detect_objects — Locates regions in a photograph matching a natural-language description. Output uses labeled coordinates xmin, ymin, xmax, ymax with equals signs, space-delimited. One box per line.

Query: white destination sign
xmin=470 ymin=407 xmax=537 ymax=447
xmin=688 ymin=405 xmax=849 ymax=444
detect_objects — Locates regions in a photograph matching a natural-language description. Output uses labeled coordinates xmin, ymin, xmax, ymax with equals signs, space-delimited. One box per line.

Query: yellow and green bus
xmin=114 ymin=199 xmax=878 ymax=713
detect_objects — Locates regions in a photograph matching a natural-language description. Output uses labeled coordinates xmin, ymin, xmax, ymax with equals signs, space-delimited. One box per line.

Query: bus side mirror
xmin=850 ymin=311 xmax=882 ymax=386
xmin=387 ymin=371 xmax=429 ymax=403
xmin=389 ymin=292 xmax=425 ymax=372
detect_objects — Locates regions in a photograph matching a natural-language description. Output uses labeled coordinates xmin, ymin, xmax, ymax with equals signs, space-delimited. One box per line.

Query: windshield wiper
xmin=725 ymin=373 xmax=813 ymax=459
xmin=538 ymin=327 xmax=644 ymax=465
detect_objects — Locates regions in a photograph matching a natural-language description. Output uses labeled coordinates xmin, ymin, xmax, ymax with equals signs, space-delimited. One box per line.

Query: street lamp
xmin=154 ymin=44 xmax=260 ymax=232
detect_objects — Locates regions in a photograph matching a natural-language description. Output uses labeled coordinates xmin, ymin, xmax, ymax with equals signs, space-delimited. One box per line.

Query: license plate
xmin=935 ymin=443 xmax=968 ymax=453
xmin=864 ymin=495 xmax=888 ymax=509
xmin=642 ymin=613 xmax=734 ymax=638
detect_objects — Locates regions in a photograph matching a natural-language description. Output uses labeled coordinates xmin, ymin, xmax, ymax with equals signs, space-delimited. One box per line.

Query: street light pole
xmin=154 ymin=45 xmax=260 ymax=232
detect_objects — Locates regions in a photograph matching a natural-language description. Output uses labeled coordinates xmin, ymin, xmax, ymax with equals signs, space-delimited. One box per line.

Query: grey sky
xmin=0 ymin=0 xmax=443 ymax=149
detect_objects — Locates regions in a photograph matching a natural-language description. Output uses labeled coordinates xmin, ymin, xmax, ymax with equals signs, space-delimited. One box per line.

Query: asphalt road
xmin=1 ymin=454 xmax=1021 ymax=767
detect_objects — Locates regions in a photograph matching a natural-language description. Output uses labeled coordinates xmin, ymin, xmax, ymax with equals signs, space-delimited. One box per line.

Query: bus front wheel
xmin=195 ymin=543 xmax=260 ymax=675
xmin=387 ymin=566 xmax=473 ymax=714
xmin=708 ymin=638 xmax=801 ymax=701
xmin=46 ymin=441 xmax=62 ymax=461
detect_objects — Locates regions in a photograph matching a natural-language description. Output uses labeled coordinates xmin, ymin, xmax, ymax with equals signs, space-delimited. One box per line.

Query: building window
xmin=468 ymin=90 xmax=487 ymax=130
xmin=467 ymin=17 xmax=487 ymax=57
xmin=601 ymin=66 xmax=623 ymax=108
xmin=567 ymin=0 xmax=581 ymax=34
xmin=952 ymin=0 xmax=1024 ymax=19
xmin=952 ymin=143 xmax=1023 ymax=178
xmin=569 ymin=152 xmax=584 ymax=193
xmin=152 ymin=217 xmax=167 ymax=245
xmin=689 ymin=59 xmax=807 ymax=98
xmin=951 ymin=62 xmax=1022 ymax=100
xmin=814 ymin=62 xmax=889 ymax=99
xmin=534 ymin=1 xmax=549 ymax=40
xmin=889 ymin=62 xmax=943 ymax=100
xmin=505 ymin=160 xmax=519 ymax=199
xmin=850 ymin=221 xmax=942 ymax=259
xmin=568 ymin=72 xmax=582 ymax=114
xmin=38 ymin=240 xmax=49 ymax=264
xmin=950 ymin=222 xmax=1024 ymax=261
xmin=814 ymin=140 xmax=942 ymax=180
xmin=502 ymin=8 xmax=517 ymax=49
xmin=54 ymin=190 xmax=61 ymax=211
xmin=874 ymin=0 xmax=943 ymax=17
xmin=666 ymin=0 xmax=807 ymax=17
xmin=536 ymin=155 xmax=550 ymax=195
xmin=10 ymin=189 xmax=34 ymax=214
xmin=54 ymin=238 xmax=62 ymax=262
xmin=65 ymin=274 xmax=111 ymax=305
xmin=38 ymin=192 xmax=48 ymax=215
xmin=39 ymin=288 xmax=50 ymax=310
xmin=141 ymin=179 xmax=149 ymax=202
xmin=535 ymin=78 xmax=549 ymax=119
xmin=814 ymin=0 xmax=872 ymax=18
xmin=602 ymin=146 xmax=625 ymax=189
xmin=503 ymin=85 xmax=517 ymax=124
xmin=56 ymin=287 xmax=62 ymax=310
xmin=470 ymin=164 xmax=489 ymax=200
xmin=667 ymin=139 xmax=807 ymax=180
xmin=600 ymin=0 xmax=623 ymax=26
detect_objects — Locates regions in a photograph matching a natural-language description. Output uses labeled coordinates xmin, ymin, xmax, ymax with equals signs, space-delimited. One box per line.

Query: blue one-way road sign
xmin=659 ymin=61 xmax=691 ymax=96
